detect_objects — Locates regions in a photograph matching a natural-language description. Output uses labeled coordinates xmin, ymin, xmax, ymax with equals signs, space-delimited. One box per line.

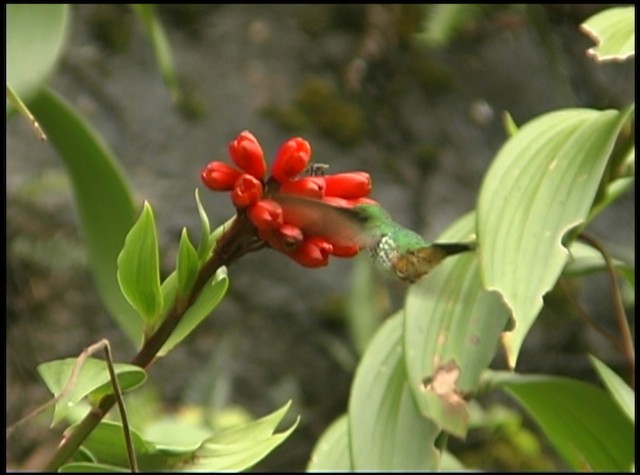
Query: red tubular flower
xmin=247 ymin=199 xmax=283 ymax=230
xmin=228 ymin=130 xmax=267 ymax=179
xmin=231 ymin=174 xmax=263 ymax=208
xmin=271 ymin=137 xmax=311 ymax=183
xmin=278 ymin=176 xmax=326 ymax=199
xmin=290 ymin=237 xmax=333 ymax=268
xmin=324 ymin=172 xmax=372 ymax=199
xmin=329 ymin=242 xmax=360 ymax=257
xmin=201 ymin=161 xmax=243 ymax=191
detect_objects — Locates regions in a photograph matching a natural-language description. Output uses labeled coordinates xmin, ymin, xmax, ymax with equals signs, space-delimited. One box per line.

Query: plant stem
xmin=43 ymin=213 xmax=260 ymax=471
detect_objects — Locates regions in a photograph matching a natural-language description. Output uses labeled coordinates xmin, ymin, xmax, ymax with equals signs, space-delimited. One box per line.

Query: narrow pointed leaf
xmin=349 ymin=313 xmax=441 ymax=471
xmin=477 ymin=108 xmax=633 ymax=367
xmin=130 ymin=4 xmax=182 ymax=104
xmin=117 ymin=201 xmax=163 ymax=323
xmin=183 ymin=400 xmax=299 ymax=471
xmin=28 ymin=89 xmax=140 ymax=344
xmin=405 ymin=212 xmax=510 ymax=437
xmin=589 ymin=355 xmax=634 ymax=423
xmin=580 ymin=6 xmax=635 ymax=62
xmin=492 ymin=372 xmax=634 ymax=472
xmin=176 ymin=228 xmax=199 ymax=298
xmin=194 ymin=189 xmax=213 ymax=263
xmin=158 ymin=267 xmax=229 ymax=356
xmin=307 ymin=415 xmax=351 ymax=471
xmin=37 ymin=358 xmax=146 ymax=426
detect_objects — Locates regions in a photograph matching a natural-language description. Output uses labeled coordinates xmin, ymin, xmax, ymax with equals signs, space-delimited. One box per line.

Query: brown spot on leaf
xmin=420 ymin=360 xmax=465 ymax=406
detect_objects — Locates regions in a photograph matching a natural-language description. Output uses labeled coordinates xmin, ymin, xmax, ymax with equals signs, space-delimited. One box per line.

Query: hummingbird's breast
xmin=369 ymin=234 xmax=398 ymax=273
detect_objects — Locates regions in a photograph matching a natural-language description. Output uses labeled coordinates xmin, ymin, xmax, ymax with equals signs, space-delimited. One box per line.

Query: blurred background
xmin=6 ymin=4 xmax=634 ymax=471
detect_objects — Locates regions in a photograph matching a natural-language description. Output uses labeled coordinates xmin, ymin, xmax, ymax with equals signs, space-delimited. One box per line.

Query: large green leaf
xmin=6 ymin=4 xmax=69 ymax=111
xmin=581 ymin=6 xmax=635 ymax=62
xmin=28 ymin=89 xmax=141 ymax=344
xmin=183 ymin=400 xmax=299 ymax=471
xmin=491 ymin=372 xmax=635 ymax=472
xmin=37 ymin=358 xmax=146 ymax=427
xmin=404 ymin=212 xmax=510 ymax=438
xmin=307 ymin=415 xmax=351 ymax=471
xmin=349 ymin=313 xmax=441 ymax=471
xmin=117 ymin=201 xmax=163 ymax=324
xmin=477 ymin=108 xmax=633 ymax=367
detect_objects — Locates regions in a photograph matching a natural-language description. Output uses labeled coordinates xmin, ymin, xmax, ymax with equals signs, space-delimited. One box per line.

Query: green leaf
xmin=195 ymin=189 xmax=213 ymax=263
xmin=130 ymin=4 xmax=182 ymax=104
xmin=183 ymin=400 xmax=299 ymax=471
xmin=6 ymin=4 xmax=69 ymax=111
xmin=581 ymin=6 xmax=635 ymax=62
xmin=76 ymin=420 xmax=158 ymax=470
xmin=27 ymin=89 xmax=141 ymax=344
xmin=346 ymin=254 xmax=388 ymax=355
xmin=176 ymin=228 xmax=199 ymax=298
xmin=418 ymin=4 xmax=483 ymax=47
xmin=477 ymin=108 xmax=633 ymax=367
xmin=404 ymin=212 xmax=510 ymax=438
xmin=158 ymin=267 xmax=229 ymax=356
xmin=492 ymin=372 xmax=634 ymax=472
xmin=589 ymin=355 xmax=635 ymax=423
xmin=117 ymin=201 xmax=163 ymax=324
xmin=563 ymin=240 xmax=629 ymax=277
xmin=37 ymin=358 xmax=146 ymax=427
xmin=307 ymin=414 xmax=352 ymax=471
xmin=59 ymin=462 xmax=131 ymax=473
xmin=349 ymin=313 xmax=441 ymax=471
xmin=143 ymin=418 xmax=212 ymax=454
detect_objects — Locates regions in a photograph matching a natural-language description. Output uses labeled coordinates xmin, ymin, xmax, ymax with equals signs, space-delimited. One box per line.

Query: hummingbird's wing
xmin=272 ymin=194 xmax=376 ymax=248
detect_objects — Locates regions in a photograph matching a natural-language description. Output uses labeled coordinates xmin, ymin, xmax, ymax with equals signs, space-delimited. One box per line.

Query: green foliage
xmin=580 ymin=6 xmax=635 ymax=62
xmin=477 ymin=107 xmax=633 ymax=366
xmin=312 ymin=6 xmax=635 ymax=472
xmin=117 ymin=202 xmax=163 ymax=326
xmin=38 ymin=358 xmax=146 ymax=427
xmin=349 ymin=313 xmax=441 ymax=470
xmin=7 ymin=4 xmax=634 ymax=473
xmin=29 ymin=90 xmax=140 ymax=344
xmin=6 ymin=4 xmax=69 ymax=110
xmin=158 ymin=267 xmax=229 ymax=357
xmin=491 ymin=372 xmax=634 ymax=471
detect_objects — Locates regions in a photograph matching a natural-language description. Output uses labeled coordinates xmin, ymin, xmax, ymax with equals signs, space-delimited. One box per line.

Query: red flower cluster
xmin=201 ymin=131 xmax=374 ymax=267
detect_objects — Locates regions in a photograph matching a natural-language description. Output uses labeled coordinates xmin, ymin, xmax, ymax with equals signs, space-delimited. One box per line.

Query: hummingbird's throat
xmin=370 ymin=234 xmax=398 ymax=272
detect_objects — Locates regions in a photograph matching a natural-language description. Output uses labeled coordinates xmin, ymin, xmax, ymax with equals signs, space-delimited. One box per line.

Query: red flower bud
xmin=231 ymin=174 xmax=263 ymax=208
xmin=271 ymin=137 xmax=312 ymax=183
xmin=247 ymin=199 xmax=283 ymax=230
xmin=228 ymin=130 xmax=267 ymax=179
xmin=324 ymin=172 xmax=372 ymax=199
xmin=329 ymin=243 xmax=361 ymax=257
xmin=278 ymin=176 xmax=326 ymax=199
xmin=201 ymin=161 xmax=242 ymax=191
xmin=291 ymin=237 xmax=333 ymax=268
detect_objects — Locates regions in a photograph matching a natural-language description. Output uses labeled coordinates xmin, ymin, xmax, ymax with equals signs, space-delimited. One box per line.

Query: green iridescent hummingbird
xmin=276 ymin=197 xmax=476 ymax=283
xmin=350 ymin=204 xmax=475 ymax=283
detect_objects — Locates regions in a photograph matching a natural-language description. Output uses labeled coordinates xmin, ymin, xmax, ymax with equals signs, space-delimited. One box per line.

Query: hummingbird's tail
xmin=434 ymin=241 xmax=477 ymax=256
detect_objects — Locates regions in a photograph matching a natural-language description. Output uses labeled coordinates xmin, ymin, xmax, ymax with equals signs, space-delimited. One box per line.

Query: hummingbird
xmin=275 ymin=196 xmax=476 ymax=283
xmin=350 ymin=204 xmax=475 ymax=283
